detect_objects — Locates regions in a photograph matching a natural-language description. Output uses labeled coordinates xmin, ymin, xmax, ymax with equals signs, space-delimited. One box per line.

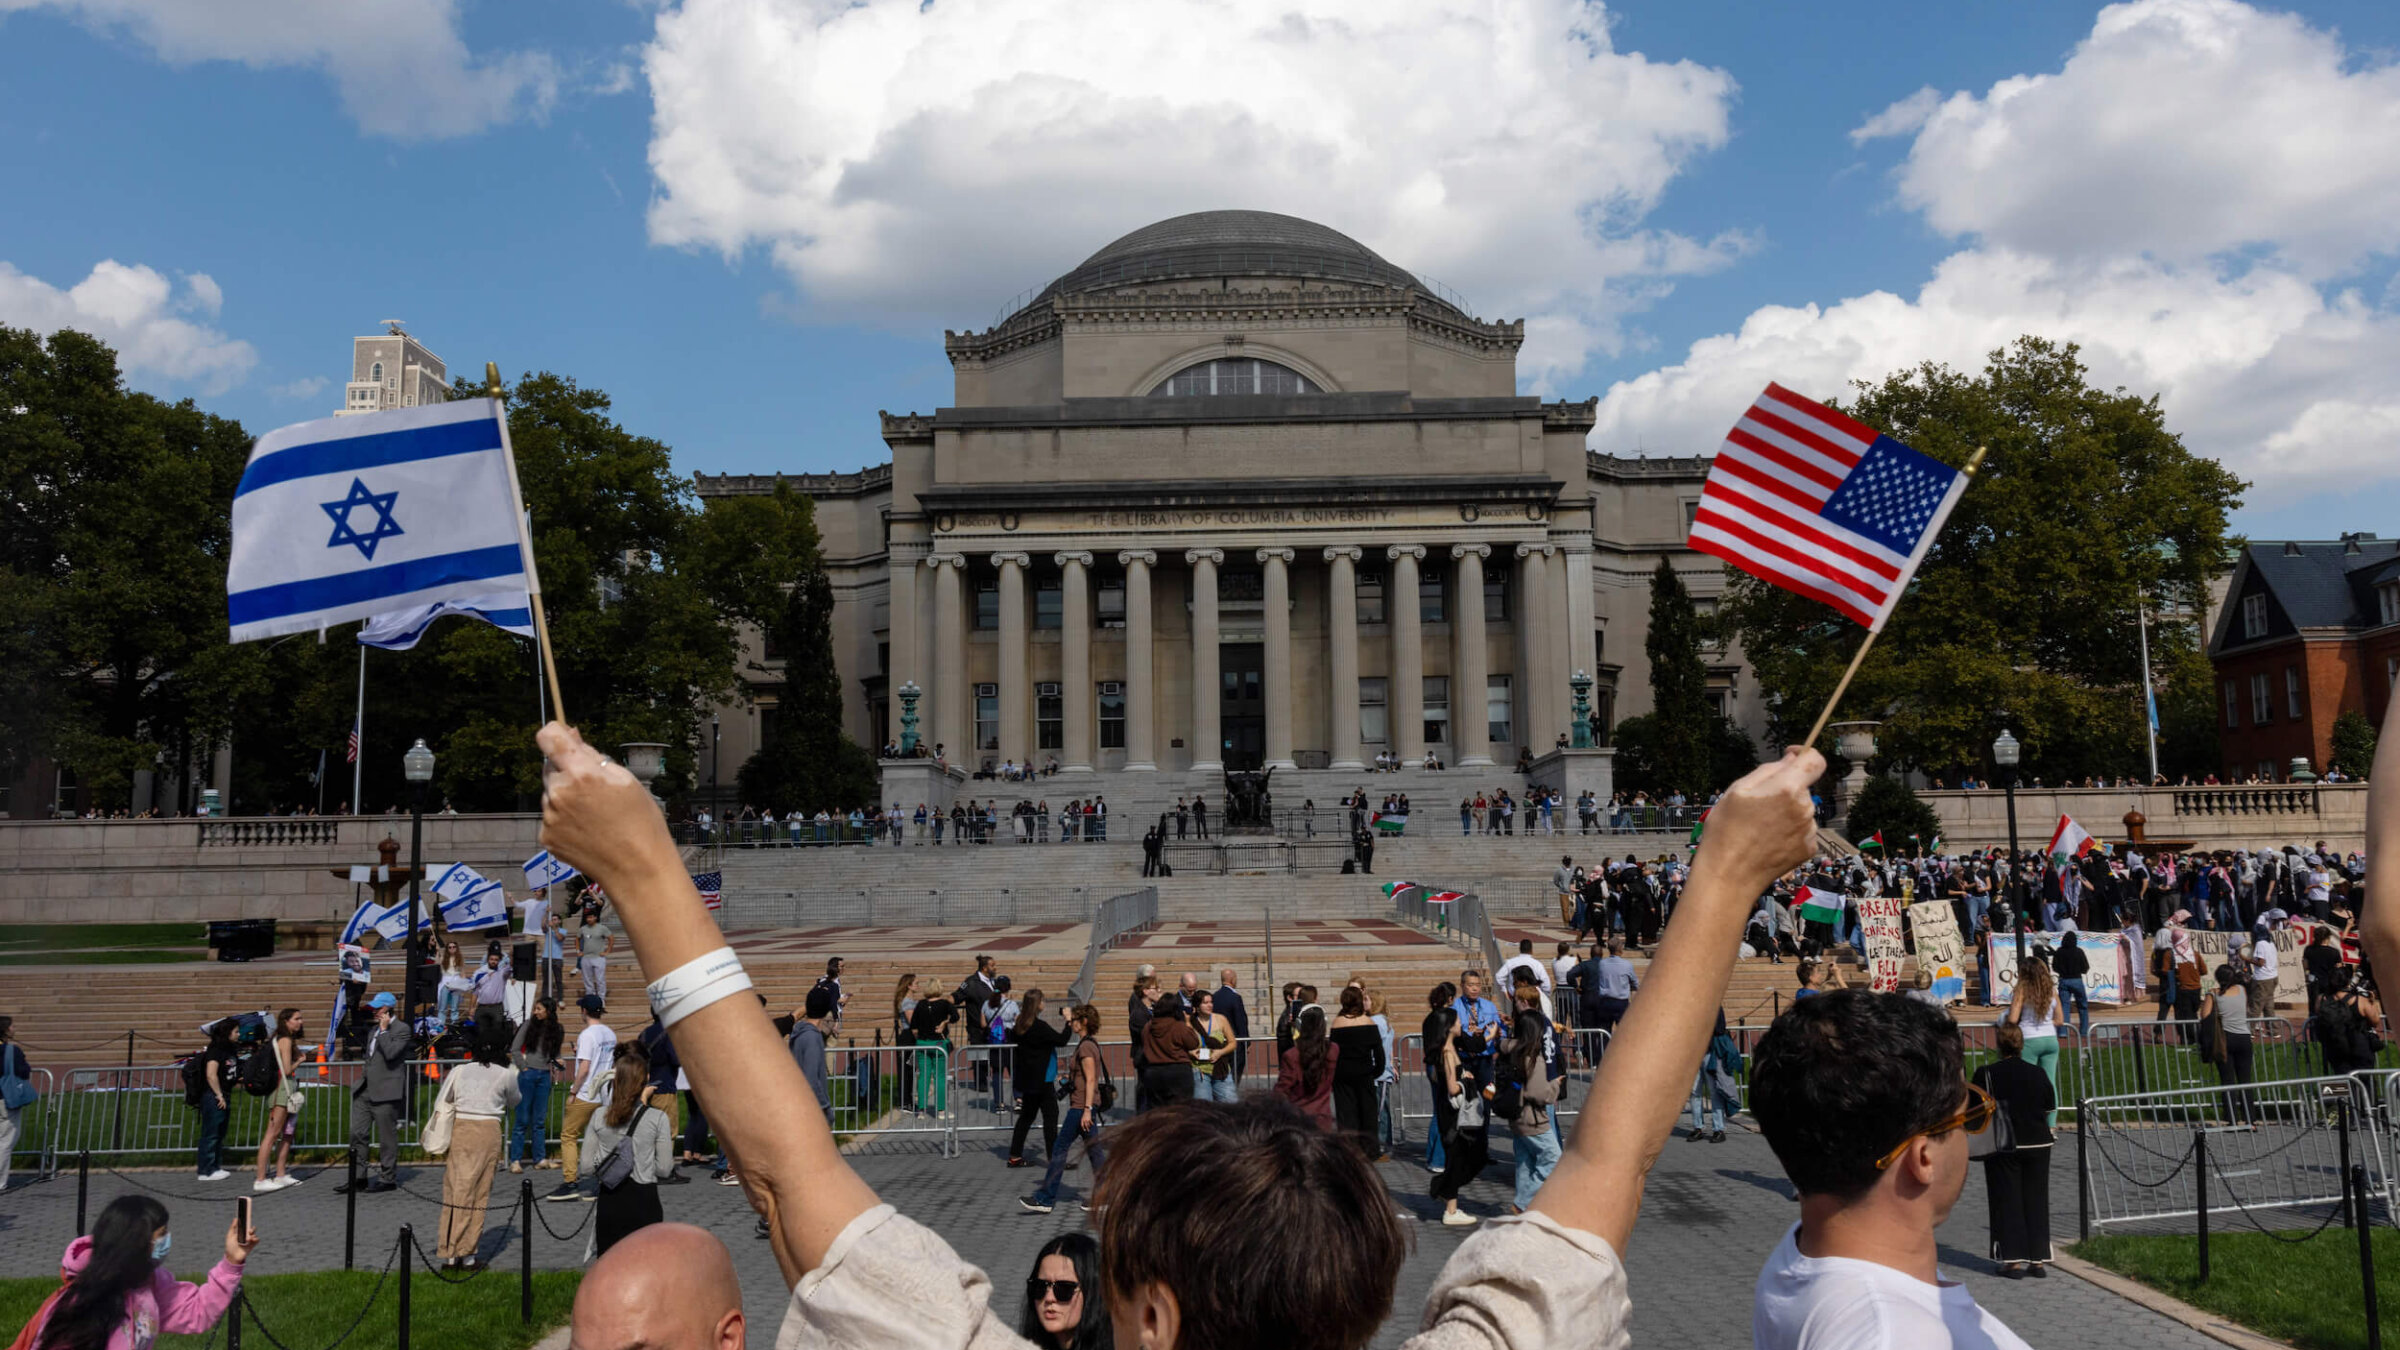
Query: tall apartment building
xmin=336 ymin=322 xmax=449 ymax=416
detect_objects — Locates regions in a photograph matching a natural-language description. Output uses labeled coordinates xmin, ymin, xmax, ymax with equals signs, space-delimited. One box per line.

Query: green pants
xmin=2022 ymin=1033 xmax=2061 ymax=1128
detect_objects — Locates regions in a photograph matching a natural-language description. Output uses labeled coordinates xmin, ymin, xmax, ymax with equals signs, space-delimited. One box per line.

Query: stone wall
xmin=0 ymin=814 xmax=547 ymax=924
xmin=1916 ymin=784 xmax=2366 ymax=853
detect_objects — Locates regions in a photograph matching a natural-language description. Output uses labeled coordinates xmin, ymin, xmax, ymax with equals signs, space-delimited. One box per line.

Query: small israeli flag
xmin=438 ymin=883 xmax=511 ymax=932
xmin=522 ymin=849 xmax=579 ymax=890
xmin=227 ymin=401 xmax=533 ymax=643
xmin=358 ymin=594 xmax=535 ymax=651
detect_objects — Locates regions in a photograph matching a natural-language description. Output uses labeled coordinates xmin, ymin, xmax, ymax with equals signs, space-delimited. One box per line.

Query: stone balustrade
xmin=1914 ymin=783 xmax=2365 ymax=853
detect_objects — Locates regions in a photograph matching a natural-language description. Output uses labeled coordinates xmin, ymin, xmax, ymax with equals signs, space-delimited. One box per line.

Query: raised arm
xmin=2364 ymin=693 xmax=2400 ymax=987
xmin=535 ymin=722 xmax=877 ymax=1286
xmin=1529 ymin=746 xmax=1822 ymax=1254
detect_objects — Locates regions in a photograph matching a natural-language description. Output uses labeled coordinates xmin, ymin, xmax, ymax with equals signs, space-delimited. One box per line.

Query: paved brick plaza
xmin=2 ymin=1123 xmax=2217 ymax=1348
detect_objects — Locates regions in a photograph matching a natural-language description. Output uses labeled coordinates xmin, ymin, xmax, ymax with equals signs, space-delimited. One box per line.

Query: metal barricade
xmin=1065 ymin=887 xmax=1158 ymax=1010
xmin=2081 ymin=1074 xmax=2387 ymax=1234
xmin=1391 ymin=1027 xmax=1612 ymax=1143
xmin=826 ymin=1043 xmax=956 ymax=1155
xmin=9 ymin=1068 xmax=56 ymax=1178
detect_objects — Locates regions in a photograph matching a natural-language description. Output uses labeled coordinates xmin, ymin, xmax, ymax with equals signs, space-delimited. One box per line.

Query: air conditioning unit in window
xmin=1099 ymin=681 xmax=1123 ymax=694
xmin=1037 ymin=682 xmax=1061 ymax=696
xmin=975 ymin=682 xmax=997 ymax=697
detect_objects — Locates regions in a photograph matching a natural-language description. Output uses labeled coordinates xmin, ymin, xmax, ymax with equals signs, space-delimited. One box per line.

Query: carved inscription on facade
xmin=1078 ymin=506 xmax=1398 ymax=529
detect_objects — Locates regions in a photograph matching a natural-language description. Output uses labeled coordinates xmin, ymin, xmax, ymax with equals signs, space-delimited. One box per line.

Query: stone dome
xmin=1034 ymin=209 xmax=1446 ymax=309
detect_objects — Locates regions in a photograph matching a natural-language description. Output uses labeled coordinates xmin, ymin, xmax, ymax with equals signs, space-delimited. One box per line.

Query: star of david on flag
xmin=1688 ymin=383 xmax=1970 ymax=632
xmin=226 ymin=400 xmax=536 ymax=643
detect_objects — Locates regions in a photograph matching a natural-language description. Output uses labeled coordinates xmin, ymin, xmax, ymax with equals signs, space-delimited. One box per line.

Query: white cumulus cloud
xmin=641 ymin=0 xmax=1744 ymax=384
xmin=1601 ymin=0 xmax=2400 ymax=505
xmin=0 ymin=260 xmax=258 ymax=394
xmin=0 ymin=0 xmax=560 ymax=139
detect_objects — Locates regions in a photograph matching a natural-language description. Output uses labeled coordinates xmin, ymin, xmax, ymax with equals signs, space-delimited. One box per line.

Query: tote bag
xmin=418 ymin=1072 xmax=460 ymax=1157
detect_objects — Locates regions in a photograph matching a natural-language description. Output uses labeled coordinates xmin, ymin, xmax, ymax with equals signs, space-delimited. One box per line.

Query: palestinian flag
xmin=1425 ymin=890 xmax=1465 ymax=906
xmin=2047 ymin=814 xmax=2095 ymax=861
xmin=1796 ymin=885 xmax=1847 ymax=926
xmin=1687 ymin=806 xmax=1711 ymax=850
xmin=1371 ymin=811 xmax=1409 ymax=835
xmin=1381 ymin=880 xmax=1420 ymax=898
xmin=1929 ymin=835 xmax=1942 ymax=854
xmin=1857 ymin=832 xmax=1884 ymax=851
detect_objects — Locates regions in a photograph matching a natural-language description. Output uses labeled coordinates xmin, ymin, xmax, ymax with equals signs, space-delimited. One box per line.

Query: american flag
xmin=690 ymin=870 xmax=722 ymax=911
xmin=345 ymin=723 xmax=359 ymax=764
xmin=1689 ymin=383 xmax=1970 ymax=631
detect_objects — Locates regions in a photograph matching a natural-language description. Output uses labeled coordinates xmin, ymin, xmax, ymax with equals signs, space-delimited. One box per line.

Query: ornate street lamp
xmin=898 ymin=680 xmax=923 ymax=756
xmin=402 ymin=738 xmax=436 ymax=1014
xmin=1992 ymin=729 xmax=2025 ymax=961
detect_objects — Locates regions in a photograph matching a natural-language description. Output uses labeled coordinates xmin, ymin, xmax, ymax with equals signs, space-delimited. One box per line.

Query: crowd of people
xmin=688 ymin=796 xmax=1112 ymax=846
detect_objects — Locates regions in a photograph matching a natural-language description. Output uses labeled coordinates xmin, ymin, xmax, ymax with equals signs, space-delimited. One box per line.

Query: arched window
xmin=371 ymin=362 xmax=384 ymax=383
xmin=1151 ymin=358 xmax=1321 ymax=397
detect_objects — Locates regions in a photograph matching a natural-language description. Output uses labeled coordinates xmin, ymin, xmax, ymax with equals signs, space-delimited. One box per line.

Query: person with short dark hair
xmin=1327 ymin=986 xmax=1386 ymax=1156
xmin=1016 ymin=1232 xmax=1109 ymax=1350
xmin=1749 ymin=991 xmax=2030 ymax=1347
xmin=1024 ymin=1003 xmax=1106 ymax=1213
xmin=532 ymin=720 xmax=1829 ymax=1350
xmin=791 ymin=985 xmax=837 ymax=1121
xmin=1971 ymin=1022 xmax=2055 ymax=1279
xmin=2200 ymin=963 xmax=2256 ymax=1127
xmin=190 ymin=1019 xmax=237 ymax=1183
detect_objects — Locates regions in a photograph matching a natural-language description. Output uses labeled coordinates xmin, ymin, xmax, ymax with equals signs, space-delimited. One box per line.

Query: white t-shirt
xmin=1496 ymin=953 xmax=1552 ymax=993
xmin=1553 ymin=954 xmax=1580 ymax=990
xmin=2251 ymin=939 xmax=2279 ymax=981
xmin=573 ymin=1023 xmax=619 ymax=1103
xmin=1754 ymin=1224 xmax=2032 ymax=1350
xmin=518 ymin=897 xmax=558 ymax=959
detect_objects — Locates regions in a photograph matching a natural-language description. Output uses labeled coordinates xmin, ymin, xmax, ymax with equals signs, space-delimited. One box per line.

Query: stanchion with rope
xmin=226 ymin=1279 xmax=241 ymax=1350
xmin=520 ymin=1178 xmax=534 ymax=1323
xmin=77 ymin=1149 xmax=89 ymax=1235
xmin=397 ymin=1223 xmax=413 ymax=1350
xmin=2356 ymin=1162 xmax=2384 ymax=1350
xmin=345 ymin=1146 xmax=360 ymax=1270
xmin=2194 ymin=1127 xmax=2210 ymax=1282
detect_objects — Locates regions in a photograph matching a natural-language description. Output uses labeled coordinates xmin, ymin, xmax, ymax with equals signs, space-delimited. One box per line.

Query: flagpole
xmin=1801 ymin=445 xmax=1988 ymax=749
xmin=485 ymin=363 xmax=568 ymax=724
xmin=352 ymin=644 xmax=366 ymax=814
xmin=2136 ymin=592 xmax=2159 ymax=783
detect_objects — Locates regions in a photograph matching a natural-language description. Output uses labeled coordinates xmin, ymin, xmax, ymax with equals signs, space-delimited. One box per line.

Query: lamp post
xmin=898 ymin=680 xmax=923 ymax=756
xmin=1993 ymin=729 xmax=2025 ymax=962
xmin=709 ymin=714 xmax=722 ymax=819
xmin=402 ymin=738 xmax=436 ymax=1015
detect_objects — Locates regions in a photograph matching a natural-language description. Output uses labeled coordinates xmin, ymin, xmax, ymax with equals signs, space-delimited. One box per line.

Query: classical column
xmin=1055 ymin=551 xmax=1094 ymax=773
xmin=1451 ymin=544 xmax=1492 ymax=767
xmin=1324 ymin=546 xmax=1364 ymax=771
xmin=1516 ymin=544 xmax=1554 ymax=750
xmin=1562 ymin=545 xmax=1596 ymax=741
xmin=929 ymin=554 xmax=967 ymax=761
xmin=1186 ymin=549 xmax=1225 ymax=772
xmin=1388 ymin=545 xmax=1426 ymax=763
xmin=994 ymin=552 xmax=1031 ymax=767
xmin=1118 ymin=551 xmax=1158 ymax=771
xmin=1257 ymin=548 xmax=1296 ymax=769
xmin=887 ymin=543 xmax=923 ymax=702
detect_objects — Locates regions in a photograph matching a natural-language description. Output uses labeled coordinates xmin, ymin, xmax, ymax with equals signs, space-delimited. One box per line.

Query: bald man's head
xmin=571 ymin=1223 xmax=744 ymax=1350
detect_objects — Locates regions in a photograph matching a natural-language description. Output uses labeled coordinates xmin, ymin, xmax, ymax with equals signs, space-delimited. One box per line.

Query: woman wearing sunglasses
xmin=1971 ymin=1023 xmax=2055 ymax=1279
xmin=1015 ymin=1233 xmax=1108 ymax=1349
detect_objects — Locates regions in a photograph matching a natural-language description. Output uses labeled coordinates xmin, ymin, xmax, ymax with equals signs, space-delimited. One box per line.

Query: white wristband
xmin=648 ymin=948 xmax=752 ymax=1028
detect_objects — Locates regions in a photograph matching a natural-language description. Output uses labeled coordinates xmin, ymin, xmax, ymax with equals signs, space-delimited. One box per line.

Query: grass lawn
xmin=2075 ymin=1229 xmax=2400 ymax=1350
xmin=0 ymin=923 xmax=207 ymax=965
xmin=0 ymin=1266 xmax=578 ymax=1349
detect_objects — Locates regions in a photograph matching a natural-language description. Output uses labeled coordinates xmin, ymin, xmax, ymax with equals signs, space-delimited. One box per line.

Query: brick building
xmin=2206 ymin=533 xmax=2400 ymax=781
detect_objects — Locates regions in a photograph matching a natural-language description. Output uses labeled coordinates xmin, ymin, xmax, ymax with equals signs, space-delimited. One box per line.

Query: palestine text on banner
xmin=358 ymin=593 xmax=534 ymax=651
xmin=227 ymin=401 xmax=531 ymax=643
xmin=1795 ymin=885 xmax=1846 ymax=926
xmin=2047 ymin=814 xmax=2096 ymax=861
xmin=1688 ymin=383 xmax=1970 ymax=632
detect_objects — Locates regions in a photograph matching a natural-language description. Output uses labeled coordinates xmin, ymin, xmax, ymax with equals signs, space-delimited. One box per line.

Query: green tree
xmin=734 ymin=564 xmax=879 ymax=814
xmin=1719 ymin=337 xmax=2243 ymax=785
xmin=0 ymin=327 xmax=268 ymax=809
xmin=2331 ymin=709 xmax=2377 ymax=779
xmin=1639 ymin=559 xmax=1715 ymax=797
xmin=1844 ymin=776 xmax=1945 ymax=852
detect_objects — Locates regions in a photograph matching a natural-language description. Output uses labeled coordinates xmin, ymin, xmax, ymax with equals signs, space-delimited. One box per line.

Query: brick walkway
xmin=0 ymin=1124 xmax=2219 ymax=1348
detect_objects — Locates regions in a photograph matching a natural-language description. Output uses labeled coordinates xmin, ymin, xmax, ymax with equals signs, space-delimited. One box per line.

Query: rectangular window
xmin=2242 ymin=592 xmax=2268 ymax=640
xmin=1485 ymin=674 xmax=1512 ymax=746
xmin=1359 ymin=677 xmax=1389 ymax=745
xmin=2223 ymin=680 xmax=2239 ymax=729
xmin=2388 ymin=655 xmax=2398 ymax=698
xmin=1682 ymin=500 xmax=1700 ymax=538
xmin=1422 ymin=676 xmax=1450 ymax=747
xmin=2250 ymin=672 xmax=2272 ymax=724
xmin=1420 ymin=565 xmax=1446 ymax=624
xmin=1483 ymin=567 xmax=1509 ymax=621
xmin=1037 ymin=682 xmax=1063 ymax=750
xmin=2382 ymin=583 xmax=2400 ymax=627
xmin=1707 ymin=685 xmax=1731 ymax=718
xmin=975 ymin=682 xmax=998 ymax=752
xmin=1097 ymin=574 xmax=1127 ymax=628
xmin=1356 ymin=566 xmax=1386 ymax=625
xmin=1035 ymin=576 xmax=1063 ymax=629
xmin=974 ymin=577 xmax=998 ymax=630
xmin=2286 ymin=665 xmax=2303 ymax=720
xmin=1098 ymin=682 xmax=1126 ymax=749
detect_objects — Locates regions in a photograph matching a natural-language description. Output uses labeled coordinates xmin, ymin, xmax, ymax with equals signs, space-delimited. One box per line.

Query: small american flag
xmin=345 ymin=723 xmax=359 ymax=764
xmin=1690 ymin=383 xmax=1969 ymax=631
xmin=691 ymin=870 xmax=722 ymax=911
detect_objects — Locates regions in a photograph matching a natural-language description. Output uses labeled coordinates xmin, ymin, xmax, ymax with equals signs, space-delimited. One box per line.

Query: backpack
xmin=180 ymin=1053 xmax=211 ymax=1107
xmin=2317 ymin=995 xmax=2384 ymax=1062
xmin=236 ymin=1042 xmax=282 ymax=1097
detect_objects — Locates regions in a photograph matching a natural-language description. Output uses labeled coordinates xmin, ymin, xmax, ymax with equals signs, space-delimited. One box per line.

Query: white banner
xmin=1986 ymin=931 xmax=2133 ymax=1005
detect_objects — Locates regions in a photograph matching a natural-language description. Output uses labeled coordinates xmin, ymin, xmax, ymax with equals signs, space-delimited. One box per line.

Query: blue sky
xmin=3 ymin=0 xmax=2395 ymax=538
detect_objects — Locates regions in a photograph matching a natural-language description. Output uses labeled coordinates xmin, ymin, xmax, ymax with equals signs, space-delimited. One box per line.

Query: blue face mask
xmin=152 ymin=1233 xmax=172 ymax=1262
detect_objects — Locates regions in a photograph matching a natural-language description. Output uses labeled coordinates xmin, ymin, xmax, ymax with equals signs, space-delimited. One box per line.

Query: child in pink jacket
xmin=24 ymin=1196 xmax=253 ymax=1350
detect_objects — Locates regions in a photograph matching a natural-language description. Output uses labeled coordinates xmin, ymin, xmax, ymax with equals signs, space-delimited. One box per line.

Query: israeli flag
xmin=523 ymin=849 xmax=579 ymax=890
xmin=340 ymin=897 xmax=409 ymax=945
xmin=429 ymin=862 xmax=497 ymax=901
xmin=227 ymin=401 xmax=533 ymax=643
xmin=358 ymin=594 xmax=535 ymax=651
xmin=438 ymin=883 xmax=511 ymax=933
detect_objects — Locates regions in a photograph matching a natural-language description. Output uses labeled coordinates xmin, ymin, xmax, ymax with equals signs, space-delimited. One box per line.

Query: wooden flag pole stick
xmin=1800 ymin=444 xmax=1988 ymax=750
xmin=487 ymin=362 xmax=568 ymax=725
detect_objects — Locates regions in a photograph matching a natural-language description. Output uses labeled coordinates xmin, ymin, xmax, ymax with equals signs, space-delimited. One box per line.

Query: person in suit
xmin=1211 ymin=967 xmax=1249 ymax=1084
xmin=338 ymin=992 xmax=413 ymax=1193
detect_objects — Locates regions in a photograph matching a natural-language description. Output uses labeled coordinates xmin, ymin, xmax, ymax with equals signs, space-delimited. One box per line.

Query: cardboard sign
xmin=1905 ymin=902 xmax=1968 ymax=1003
xmin=2187 ymin=928 xmax=2306 ymax=1009
xmin=1858 ymin=895 xmax=1908 ymax=993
